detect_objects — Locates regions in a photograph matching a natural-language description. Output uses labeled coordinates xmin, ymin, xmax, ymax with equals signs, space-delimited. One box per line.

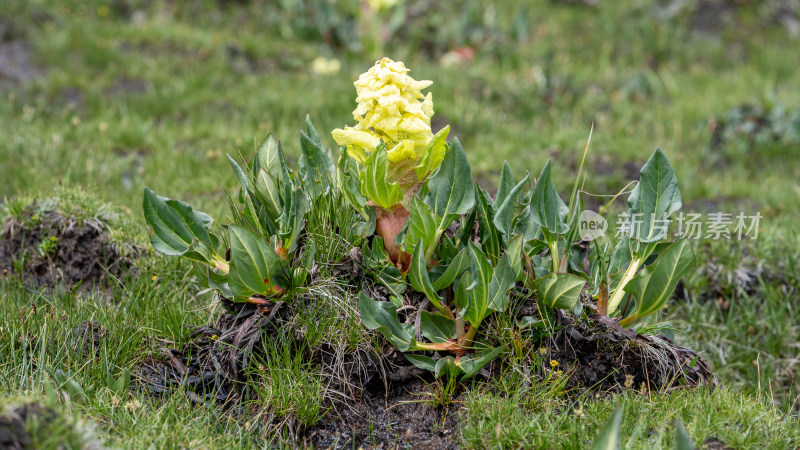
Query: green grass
xmin=1 ymin=0 xmax=799 ymax=447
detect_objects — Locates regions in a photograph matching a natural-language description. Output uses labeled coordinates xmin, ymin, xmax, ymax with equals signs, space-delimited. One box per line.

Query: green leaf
xmin=431 ymin=248 xmax=471 ymax=291
xmin=208 ymin=268 xmax=233 ymax=298
xmin=277 ymin=186 xmax=306 ymax=253
xmin=415 ymin=125 xmax=450 ymax=180
xmin=254 ymin=168 xmax=282 ymax=220
xmin=435 ymin=357 xmax=460 ymax=378
xmin=591 ymin=408 xmax=622 ymax=450
xmin=488 ymin=250 xmax=517 ymax=312
xmin=299 ymin=131 xmax=335 ymax=198
xmin=420 ymin=310 xmax=456 ymax=343
xmin=405 ymin=354 xmax=436 ymax=372
xmin=409 ymin=239 xmax=444 ymax=309
xmin=227 ymin=154 xmax=251 ymax=193
xmin=493 ymin=161 xmax=516 ymax=208
xmin=358 ymin=292 xmax=417 ymax=352
xmin=530 ymin=159 xmax=569 ymax=235
xmin=674 ymin=420 xmax=695 ymax=450
xmin=425 ymin=138 xmax=475 ymax=226
xmin=455 ymin=271 xmax=473 ymax=314
xmin=458 ymin=346 xmax=505 ymax=380
xmin=143 ymin=187 xmax=215 ymax=257
xmin=464 ymin=243 xmax=493 ymax=325
xmin=623 ymin=239 xmax=696 ymax=320
xmin=532 ymin=272 xmax=585 ymax=310
xmin=360 ymin=144 xmax=404 ymax=209
xmin=337 ymin=149 xmax=369 ymax=218
xmin=228 ymin=225 xmax=284 ymax=299
xmin=626 ymin=148 xmax=682 ymax=243
xmin=304 ymin=114 xmax=323 ymax=147
xmin=401 ymin=197 xmax=439 ymax=256
xmin=475 ymin=185 xmax=501 ymax=265
xmin=504 ymin=234 xmax=525 ymax=282
xmin=493 ymin=174 xmax=530 ymax=243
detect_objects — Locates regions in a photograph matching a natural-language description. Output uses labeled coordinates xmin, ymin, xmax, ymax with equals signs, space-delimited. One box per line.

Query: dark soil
xmin=308 ymin=377 xmax=459 ymax=450
xmin=547 ymin=310 xmax=717 ymax=392
xmin=0 ymin=402 xmax=58 ymax=449
xmin=0 ymin=209 xmax=137 ymax=292
xmin=136 ymin=294 xmax=462 ymax=448
xmin=136 ymin=298 xmax=289 ymax=405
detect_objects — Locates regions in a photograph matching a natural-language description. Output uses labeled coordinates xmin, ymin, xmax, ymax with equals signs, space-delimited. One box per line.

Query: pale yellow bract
xmin=332 ymin=58 xmax=436 ymax=172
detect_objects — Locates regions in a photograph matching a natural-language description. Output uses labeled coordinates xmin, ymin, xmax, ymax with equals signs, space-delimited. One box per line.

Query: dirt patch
xmin=136 ymin=293 xmax=461 ymax=447
xmin=544 ymin=310 xmax=717 ymax=392
xmin=0 ymin=402 xmax=58 ymax=449
xmin=0 ymin=41 xmax=43 ymax=88
xmin=0 ymin=208 xmax=137 ymax=293
xmin=309 ymin=377 xmax=459 ymax=449
xmin=136 ymin=298 xmax=290 ymax=405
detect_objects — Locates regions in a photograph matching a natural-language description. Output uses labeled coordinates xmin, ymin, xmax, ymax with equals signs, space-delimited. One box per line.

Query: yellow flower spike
xmin=550 ymin=359 xmax=559 ymax=368
xmin=332 ymin=58 xmax=439 ymax=183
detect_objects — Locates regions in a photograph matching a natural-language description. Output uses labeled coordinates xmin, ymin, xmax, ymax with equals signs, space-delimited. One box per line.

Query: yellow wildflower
xmin=311 ymin=56 xmax=341 ymax=76
xmin=549 ymin=360 xmax=559 ymax=368
xmin=332 ymin=58 xmax=445 ymax=181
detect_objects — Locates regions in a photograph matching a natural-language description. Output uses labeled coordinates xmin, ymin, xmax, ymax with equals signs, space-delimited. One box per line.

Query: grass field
xmin=1 ymin=0 xmax=799 ymax=447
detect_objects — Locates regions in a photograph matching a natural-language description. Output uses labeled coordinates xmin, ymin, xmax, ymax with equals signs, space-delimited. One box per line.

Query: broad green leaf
xmin=277 ymin=186 xmax=306 ymax=253
xmin=431 ymin=248 xmax=471 ymax=291
xmin=591 ymin=408 xmax=622 ymax=450
xmin=609 ymin=237 xmax=633 ymax=274
xmin=425 ymin=138 xmax=475 ymax=226
xmin=493 ymin=174 xmax=530 ymax=243
xmin=409 ymin=239 xmax=444 ymax=309
xmin=420 ymin=310 xmax=456 ymax=343
xmin=530 ymin=159 xmax=569 ymax=235
xmin=227 ymin=154 xmax=251 ymax=193
xmin=465 ymin=243 xmax=493 ymax=325
xmin=375 ymin=266 xmax=407 ymax=296
xmin=299 ymin=131 xmax=335 ymax=198
xmin=415 ymin=125 xmax=450 ymax=179
xmin=458 ymin=346 xmax=505 ymax=380
xmin=405 ymin=354 xmax=436 ymax=372
xmin=254 ymin=168 xmax=282 ymax=220
xmin=488 ymin=249 xmax=517 ymax=312
xmin=493 ymin=161 xmax=516 ymax=208
xmin=626 ymin=148 xmax=682 ymax=243
xmin=208 ymin=268 xmax=233 ymax=299
xmin=360 ymin=144 xmax=404 ymax=209
xmin=434 ymin=357 xmax=460 ymax=379
xmin=674 ymin=420 xmax=695 ymax=450
xmin=504 ymin=234 xmax=525 ymax=282
xmin=400 ymin=197 xmax=439 ymax=256
xmin=532 ymin=272 xmax=585 ymax=310
xmin=336 ymin=149 xmax=369 ymax=218
xmin=358 ymin=293 xmax=417 ymax=352
xmin=624 ymin=239 xmax=696 ymax=319
xmin=455 ymin=271 xmax=473 ymax=314
xmin=254 ymin=132 xmax=287 ymax=182
xmin=304 ymin=114 xmax=323 ymax=147
xmin=228 ymin=225 xmax=284 ymax=299
xmin=143 ymin=187 xmax=215 ymax=257
xmin=475 ymin=185 xmax=501 ymax=265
